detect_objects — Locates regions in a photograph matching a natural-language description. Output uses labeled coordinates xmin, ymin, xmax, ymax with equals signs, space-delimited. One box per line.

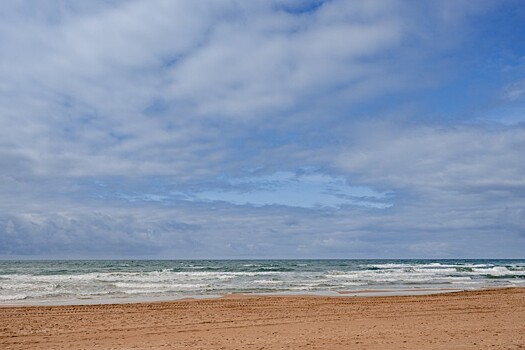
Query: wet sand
xmin=1 ymin=288 xmax=524 ymax=349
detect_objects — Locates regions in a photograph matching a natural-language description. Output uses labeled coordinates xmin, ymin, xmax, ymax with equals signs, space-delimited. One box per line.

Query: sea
xmin=1 ymin=259 xmax=524 ymax=305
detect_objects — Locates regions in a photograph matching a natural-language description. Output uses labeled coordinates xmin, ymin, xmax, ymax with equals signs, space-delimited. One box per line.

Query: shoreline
xmin=0 ymin=286 xmax=469 ymax=307
xmin=2 ymin=259 xmax=523 ymax=309
xmin=1 ymin=287 xmax=524 ymax=349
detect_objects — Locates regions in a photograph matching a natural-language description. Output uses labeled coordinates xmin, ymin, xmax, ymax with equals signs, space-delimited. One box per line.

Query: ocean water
xmin=0 ymin=259 xmax=524 ymax=304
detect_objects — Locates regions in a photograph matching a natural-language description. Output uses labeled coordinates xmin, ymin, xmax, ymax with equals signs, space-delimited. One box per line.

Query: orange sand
xmin=1 ymin=288 xmax=524 ymax=349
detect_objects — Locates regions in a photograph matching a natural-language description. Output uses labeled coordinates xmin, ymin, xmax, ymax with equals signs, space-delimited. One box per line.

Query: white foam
xmin=1 ymin=261 xmax=523 ymax=304
xmin=0 ymin=293 xmax=28 ymax=301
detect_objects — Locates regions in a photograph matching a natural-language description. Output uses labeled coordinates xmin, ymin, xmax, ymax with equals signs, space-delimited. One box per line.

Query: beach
xmin=1 ymin=288 xmax=524 ymax=349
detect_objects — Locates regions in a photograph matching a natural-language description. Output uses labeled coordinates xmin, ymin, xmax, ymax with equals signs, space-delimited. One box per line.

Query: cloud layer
xmin=1 ymin=0 xmax=524 ymax=258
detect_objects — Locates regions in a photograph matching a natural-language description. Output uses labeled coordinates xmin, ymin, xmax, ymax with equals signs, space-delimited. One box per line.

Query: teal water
xmin=1 ymin=259 xmax=524 ymax=304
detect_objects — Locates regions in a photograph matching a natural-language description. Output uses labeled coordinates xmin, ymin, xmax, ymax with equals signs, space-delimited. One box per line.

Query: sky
xmin=1 ymin=0 xmax=525 ymax=259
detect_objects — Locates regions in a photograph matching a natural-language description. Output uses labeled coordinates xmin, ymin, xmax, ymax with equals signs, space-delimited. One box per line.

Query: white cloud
xmin=0 ymin=0 xmax=461 ymax=179
xmin=502 ymin=80 xmax=525 ymax=101
xmin=167 ymin=1 xmax=403 ymax=118
xmin=1 ymin=0 xmax=523 ymax=259
xmin=335 ymin=123 xmax=525 ymax=195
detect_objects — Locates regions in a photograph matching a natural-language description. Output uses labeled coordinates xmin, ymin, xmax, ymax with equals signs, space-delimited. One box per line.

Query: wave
xmin=1 ymin=259 xmax=525 ymax=304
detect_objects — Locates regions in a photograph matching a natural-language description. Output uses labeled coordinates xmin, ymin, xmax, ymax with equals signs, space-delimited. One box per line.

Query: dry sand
xmin=1 ymin=288 xmax=524 ymax=349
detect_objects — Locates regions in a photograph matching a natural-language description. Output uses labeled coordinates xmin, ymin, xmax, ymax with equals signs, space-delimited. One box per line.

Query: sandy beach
xmin=1 ymin=288 xmax=524 ymax=349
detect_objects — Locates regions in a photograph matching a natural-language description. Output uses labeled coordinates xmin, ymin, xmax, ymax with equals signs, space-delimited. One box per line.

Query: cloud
xmin=502 ymin=79 xmax=525 ymax=101
xmin=2 ymin=186 xmax=522 ymax=259
xmin=335 ymin=122 xmax=525 ymax=196
xmin=2 ymin=120 xmax=524 ymax=259
xmin=167 ymin=0 xmax=404 ymax=118
xmin=1 ymin=0 xmax=524 ymax=259
xmin=0 ymin=209 xmax=200 ymax=258
xmin=330 ymin=122 xmax=525 ymax=257
xmin=0 ymin=0 xmax=492 ymax=179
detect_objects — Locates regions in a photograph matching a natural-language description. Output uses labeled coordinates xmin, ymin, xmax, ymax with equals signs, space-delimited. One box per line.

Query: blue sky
xmin=1 ymin=0 xmax=525 ymax=259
